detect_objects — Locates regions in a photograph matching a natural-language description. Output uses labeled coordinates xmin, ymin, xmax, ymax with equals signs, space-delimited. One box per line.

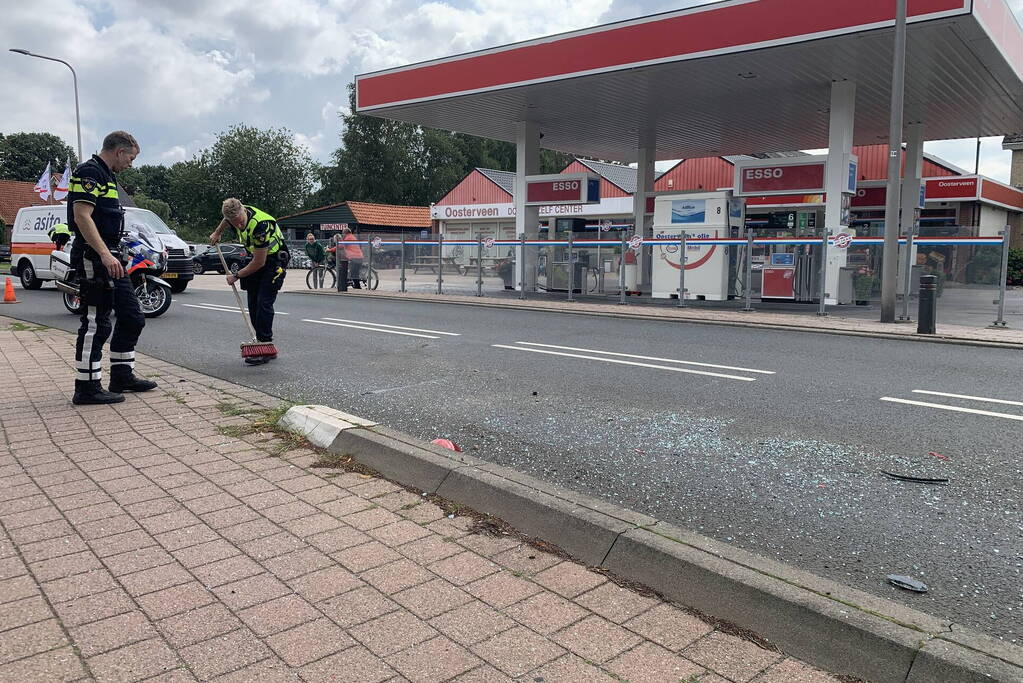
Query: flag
xmin=33 ymin=162 xmax=52 ymax=201
xmin=53 ymin=160 xmax=72 ymax=201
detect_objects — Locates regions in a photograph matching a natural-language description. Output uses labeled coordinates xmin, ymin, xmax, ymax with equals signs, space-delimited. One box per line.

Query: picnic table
xmin=409 ymin=255 xmax=467 ymax=275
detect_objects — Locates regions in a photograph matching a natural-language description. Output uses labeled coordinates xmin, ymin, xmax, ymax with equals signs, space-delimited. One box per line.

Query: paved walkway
xmin=0 ymin=316 xmax=841 ymax=682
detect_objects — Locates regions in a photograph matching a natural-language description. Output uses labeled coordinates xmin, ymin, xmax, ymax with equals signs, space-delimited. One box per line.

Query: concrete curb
xmin=296 ymin=289 xmax=1023 ymax=351
xmin=280 ymin=404 xmax=1023 ymax=683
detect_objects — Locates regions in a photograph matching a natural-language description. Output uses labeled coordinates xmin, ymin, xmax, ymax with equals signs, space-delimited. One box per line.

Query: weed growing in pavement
xmin=7 ymin=322 xmax=48 ymax=331
xmin=215 ymin=401 xmax=263 ymax=417
xmin=163 ymin=390 xmax=187 ymax=405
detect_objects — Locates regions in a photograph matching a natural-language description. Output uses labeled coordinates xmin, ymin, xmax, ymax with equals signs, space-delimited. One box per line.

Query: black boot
xmin=73 ymin=380 xmax=125 ymax=405
xmin=109 ymin=368 xmax=158 ymax=393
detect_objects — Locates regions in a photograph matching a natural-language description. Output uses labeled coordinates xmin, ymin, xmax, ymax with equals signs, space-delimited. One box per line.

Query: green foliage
xmin=312 ymin=82 xmax=585 ymax=207
xmin=0 ymin=132 xmax=77 ymax=182
xmin=163 ymin=125 xmax=314 ymax=235
xmin=1008 ymin=247 xmax=1023 ymax=286
xmin=133 ymin=194 xmax=172 ymax=224
xmin=118 ymin=165 xmax=172 ymax=204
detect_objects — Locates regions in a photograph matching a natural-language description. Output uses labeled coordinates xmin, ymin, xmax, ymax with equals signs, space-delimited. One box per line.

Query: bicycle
xmin=306 ymin=263 xmax=379 ymax=291
xmin=306 ymin=264 xmax=336 ymax=289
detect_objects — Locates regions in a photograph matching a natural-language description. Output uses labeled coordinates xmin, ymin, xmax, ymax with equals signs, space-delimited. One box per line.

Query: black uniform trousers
xmin=241 ymin=260 xmax=285 ymax=343
xmin=74 ymin=259 xmax=145 ymax=388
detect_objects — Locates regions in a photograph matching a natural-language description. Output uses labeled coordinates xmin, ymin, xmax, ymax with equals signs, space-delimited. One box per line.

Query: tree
xmin=133 ymin=194 xmax=173 ymax=224
xmin=0 ymin=132 xmax=77 ymax=182
xmin=203 ymin=125 xmax=315 ymax=219
xmin=119 ymin=165 xmax=172 ymax=204
xmin=316 ymin=82 xmax=590 ymax=206
xmin=323 ymin=83 xmax=424 ymax=206
xmin=166 ymin=159 xmax=220 ymax=236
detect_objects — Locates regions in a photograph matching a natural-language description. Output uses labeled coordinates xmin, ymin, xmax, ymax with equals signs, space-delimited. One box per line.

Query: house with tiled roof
xmin=0 ymin=179 xmax=50 ymax=243
xmin=277 ymin=200 xmax=431 ymax=240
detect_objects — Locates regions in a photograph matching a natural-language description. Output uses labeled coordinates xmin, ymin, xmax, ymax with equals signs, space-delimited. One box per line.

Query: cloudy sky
xmin=3 ymin=0 xmax=1022 ymax=182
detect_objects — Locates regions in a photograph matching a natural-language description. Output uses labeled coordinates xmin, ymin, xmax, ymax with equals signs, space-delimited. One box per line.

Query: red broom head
xmin=241 ymin=342 xmax=277 ymax=358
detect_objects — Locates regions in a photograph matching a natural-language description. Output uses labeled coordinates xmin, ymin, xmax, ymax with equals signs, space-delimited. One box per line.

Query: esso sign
xmin=744 ymin=168 xmax=785 ymax=180
xmin=524 ymin=173 xmax=600 ymax=205
xmin=736 ymin=160 xmax=827 ymax=196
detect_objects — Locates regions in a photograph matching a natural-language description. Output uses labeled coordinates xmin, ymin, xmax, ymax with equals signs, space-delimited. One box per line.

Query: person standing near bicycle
xmin=326 ymin=227 xmax=364 ymax=289
xmin=304 ymin=233 xmax=326 ymax=287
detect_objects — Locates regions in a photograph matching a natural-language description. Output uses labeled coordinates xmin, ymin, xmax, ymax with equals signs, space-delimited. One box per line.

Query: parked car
xmin=0 ymin=243 xmax=10 ymax=262
xmin=192 ymin=244 xmax=247 ymax=275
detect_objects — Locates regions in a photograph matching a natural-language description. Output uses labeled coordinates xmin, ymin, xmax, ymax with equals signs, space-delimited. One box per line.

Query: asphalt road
xmin=5 ymin=280 xmax=1022 ymax=643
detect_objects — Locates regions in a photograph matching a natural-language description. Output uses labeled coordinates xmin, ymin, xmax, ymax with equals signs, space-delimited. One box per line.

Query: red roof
xmin=345 ymin=201 xmax=431 ymax=228
xmin=0 ymin=179 xmax=50 ymax=226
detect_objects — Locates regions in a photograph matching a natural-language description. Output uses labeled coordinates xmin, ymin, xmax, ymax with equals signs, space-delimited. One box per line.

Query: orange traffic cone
xmin=2 ymin=277 xmax=18 ymax=304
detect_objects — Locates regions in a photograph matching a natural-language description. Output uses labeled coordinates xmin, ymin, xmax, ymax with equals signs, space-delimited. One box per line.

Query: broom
xmin=214 ymin=243 xmax=277 ymax=361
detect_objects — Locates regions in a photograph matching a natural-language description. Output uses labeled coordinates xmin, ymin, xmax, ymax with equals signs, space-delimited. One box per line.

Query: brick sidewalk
xmin=0 ymin=317 xmax=841 ymax=683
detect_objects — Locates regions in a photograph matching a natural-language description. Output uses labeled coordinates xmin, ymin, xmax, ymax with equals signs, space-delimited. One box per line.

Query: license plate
xmin=162 ymin=272 xmax=178 ymax=278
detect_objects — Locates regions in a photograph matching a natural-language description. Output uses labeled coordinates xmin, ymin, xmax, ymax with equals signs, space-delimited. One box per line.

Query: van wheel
xmin=18 ymin=260 xmax=43 ymax=290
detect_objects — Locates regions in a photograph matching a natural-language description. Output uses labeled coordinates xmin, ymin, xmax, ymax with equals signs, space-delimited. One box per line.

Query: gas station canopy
xmin=355 ymin=0 xmax=1023 ymax=162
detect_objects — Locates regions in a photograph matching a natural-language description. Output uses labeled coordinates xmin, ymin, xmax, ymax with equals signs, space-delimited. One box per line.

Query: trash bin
xmin=838 ymin=266 xmax=855 ymax=305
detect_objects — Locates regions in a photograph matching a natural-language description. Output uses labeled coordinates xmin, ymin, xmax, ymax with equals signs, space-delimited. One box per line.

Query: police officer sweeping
xmin=48 ymin=222 xmax=72 ymax=251
xmin=209 ymin=199 xmax=286 ymax=365
xmin=69 ymin=131 xmax=158 ymax=405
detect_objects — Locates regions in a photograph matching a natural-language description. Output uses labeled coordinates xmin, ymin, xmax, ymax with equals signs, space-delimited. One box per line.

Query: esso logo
xmin=745 ymin=168 xmax=784 ymax=180
xmin=551 ymin=181 xmax=580 ymax=191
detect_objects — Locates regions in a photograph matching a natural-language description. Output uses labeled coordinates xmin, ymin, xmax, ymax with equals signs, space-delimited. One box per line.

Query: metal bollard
xmin=742 ymin=229 xmax=754 ymax=312
xmin=567 ymin=232 xmax=575 ymax=303
xmin=336 ymin=257 xmax=348 ymax=292
xmin=476 ymin=235 xmax=484 ymax=297
xmin=619 ymin=233 xmax=628 ymax=305
xmin=518 ymin=233 xmax=527 ymax=300
xmin=400 ymin=233 xmax=406 ymax=293
xmin=677 ymin=232 xmax=687 ymax=308
xmin=817 ymin=230 xmax=829 ymax=317
xmin=917 ymin=274 xmax=937 ymax=334
xmin=993 ymin=228 xmax=1009 ymax=327
xmin=436 ymin=234 xmax=444 ymax=295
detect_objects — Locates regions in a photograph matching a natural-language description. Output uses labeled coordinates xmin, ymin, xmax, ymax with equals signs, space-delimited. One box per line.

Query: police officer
xmin=48 ymin=222 xmax=72 ymax=250
xmin=69 ymin=131 xmax=157 ymax=405
xmin=209 ymin=198 xmax=286 ymax=364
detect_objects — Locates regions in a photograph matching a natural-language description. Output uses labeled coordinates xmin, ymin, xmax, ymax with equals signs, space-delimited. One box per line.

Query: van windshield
xmin=126 ymin=209 xmax=175 ymax=236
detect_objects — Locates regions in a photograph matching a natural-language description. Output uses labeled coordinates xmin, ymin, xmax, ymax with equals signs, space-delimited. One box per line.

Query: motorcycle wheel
xmin=135 ymin=281 xmax=172 ymax=318
xmin=63 ymin=289 xmax=83 ymax=315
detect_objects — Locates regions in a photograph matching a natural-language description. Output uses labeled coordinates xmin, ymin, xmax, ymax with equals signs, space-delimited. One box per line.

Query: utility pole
xmin=880 ymin=0 xmax=908 ymax=323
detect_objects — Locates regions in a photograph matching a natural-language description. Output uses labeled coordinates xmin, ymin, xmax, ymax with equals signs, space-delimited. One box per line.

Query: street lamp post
xmin=9 ymin=48 xmax=83 ymax=164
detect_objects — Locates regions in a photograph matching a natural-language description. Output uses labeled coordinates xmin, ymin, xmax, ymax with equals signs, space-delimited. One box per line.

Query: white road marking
xmin=322 ymin=318 xmax=460 ymax=336
xmin=492 ymin=344 xmax=756 ymax=381
xmin=183 ymin=303 xmax=289 ymax=315
xmin=514 ymin=342 xmax=775 ymax=374
xmin=880 ymin=397 xmax=1023 ymax=422
xmin=911 ymin=390 xmax=1023 ymax=407
xmin=304 ymin=319 xmax=439 ymax=339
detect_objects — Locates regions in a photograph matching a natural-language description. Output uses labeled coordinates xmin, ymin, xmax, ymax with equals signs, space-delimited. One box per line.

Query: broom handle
xmin=214 ymin=243 xmax=258 ymax=341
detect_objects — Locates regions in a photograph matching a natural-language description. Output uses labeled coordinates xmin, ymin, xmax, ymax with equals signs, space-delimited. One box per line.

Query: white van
xmin=10 ymin=204 xmax=195 ymax=293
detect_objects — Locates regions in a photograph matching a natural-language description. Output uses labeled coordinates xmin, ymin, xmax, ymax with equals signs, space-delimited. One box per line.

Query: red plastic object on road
xmin=431 ymin=438 xmax=462 ymax=452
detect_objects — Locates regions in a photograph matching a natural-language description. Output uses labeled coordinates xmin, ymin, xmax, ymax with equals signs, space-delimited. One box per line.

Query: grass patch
xmin=310 ymin=452 xmax=351 ymax=469
xmin=7 ymin=322 xmax=48 ymax=332
xmin=215 ymin=400 xmax=263 ymax=417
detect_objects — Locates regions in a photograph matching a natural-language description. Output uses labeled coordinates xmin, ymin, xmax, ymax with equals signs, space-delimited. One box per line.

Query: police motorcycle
xmin=51 ymin=223 xmax=174 ymax=318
